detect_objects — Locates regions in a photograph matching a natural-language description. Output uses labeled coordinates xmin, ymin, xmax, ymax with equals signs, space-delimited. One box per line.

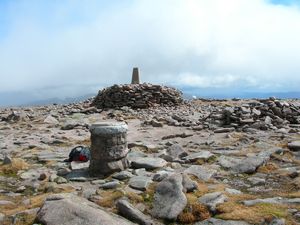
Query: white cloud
xmin=0 ymin=0 xmax=300 ymax=101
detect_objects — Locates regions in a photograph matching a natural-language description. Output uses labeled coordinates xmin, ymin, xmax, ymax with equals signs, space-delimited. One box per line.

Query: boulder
xmin=198 ymin=192 xmax=228 ymax=213
xmin=184 ymin=165 xmax=217 ymax=181
xmin=131 ymin=157 xmax=167 ymax=170
xmin=195 ymin=218 xmax=250 ymax=225
xmin=116 ymin=199 xmax=154 ymax=225
xmin=152 ymin=174 xmax=187 ymax=220
xmin=37 ymin=194 xmax=135 ymax=225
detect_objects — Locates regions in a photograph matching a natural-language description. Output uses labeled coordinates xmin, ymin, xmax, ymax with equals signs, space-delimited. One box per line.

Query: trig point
xmin=131 ymin=67 xmax=140 ymax=84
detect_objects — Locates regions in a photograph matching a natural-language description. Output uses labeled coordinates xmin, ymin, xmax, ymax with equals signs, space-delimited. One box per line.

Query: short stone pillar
xmin=131 ymin=67 xmax=140 ymax=84
xmin=89 ymin=122 xmax=129 ymax=177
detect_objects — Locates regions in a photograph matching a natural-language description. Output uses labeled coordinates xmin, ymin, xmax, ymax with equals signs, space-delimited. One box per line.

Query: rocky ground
xmin=0 ymin=97 xmax=300 ymax=225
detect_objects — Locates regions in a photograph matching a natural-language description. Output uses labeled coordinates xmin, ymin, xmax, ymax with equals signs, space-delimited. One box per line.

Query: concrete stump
xmin=89 ymin=122 xmax=129 ymax=177
xmin=131 ymin=67 xmax=140 ymax=84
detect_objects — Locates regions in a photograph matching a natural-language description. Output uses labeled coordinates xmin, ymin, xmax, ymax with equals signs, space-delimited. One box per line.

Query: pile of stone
xmin=91 ymin=83 xmax=183 ymax=109
xmin=208 ymin=98 xmax=300 ymax=130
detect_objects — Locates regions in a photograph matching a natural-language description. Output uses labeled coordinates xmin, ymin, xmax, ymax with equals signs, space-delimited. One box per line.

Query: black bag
xmin=64 ymin=146 xmax=91 ymax=162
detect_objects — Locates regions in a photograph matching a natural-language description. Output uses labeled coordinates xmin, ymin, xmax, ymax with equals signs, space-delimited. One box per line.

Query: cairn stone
xmin=131 ymin=67 xmax=140 ymax=84
xmin=92 ymin=83 xmax=183 ymax=109
xmin=89 ymin=122 xmax=129 ymax=177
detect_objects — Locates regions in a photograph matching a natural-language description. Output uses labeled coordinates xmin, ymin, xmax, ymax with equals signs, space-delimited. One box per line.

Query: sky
xmin=0 ymin=0 xmax=300 ymax=105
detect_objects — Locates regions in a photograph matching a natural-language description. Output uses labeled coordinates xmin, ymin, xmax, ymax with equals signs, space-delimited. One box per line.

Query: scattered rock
xmin=182 ymin=173 xmax=198 ymax=193
xmin=37 ymin=194 xmax=135 ymax=225
xmin=112 ymin=171 xmax=134 ymax=180
xmin=129 ymin=176 xmax=152 ymax=191
xmin=185 ymin=165 xmax=217 ymax=181
xmin=195 ymin=218 xmax=250 ymax=225
xmin=99 ymin=181 xmax=120 ymax=190
xmin=183 ymin=151 xmax=214 ymax=162
xmin=198 ymin=192 xmax=228 ymax=212
xmin=130 ymin=157 xmax=167 ymax=170
xmin=152 ymin=174 xmax=187 ymax=220
xmin=116 ymin=199 xmax=154 ymax=225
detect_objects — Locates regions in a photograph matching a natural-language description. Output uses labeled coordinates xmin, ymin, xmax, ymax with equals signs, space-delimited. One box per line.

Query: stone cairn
xmin=206 ymin=98 xmax=300 ymax=130
xmin=89 ymin=122 xmax=129 ymax=177
xmin=92 ymin=83 xmax=183 ymax=109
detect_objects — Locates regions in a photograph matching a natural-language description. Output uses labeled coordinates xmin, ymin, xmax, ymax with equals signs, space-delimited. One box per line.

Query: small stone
xmin=182 ymin=173 xmax=198 ymax=193
xmin=130 ymin=157 xmax=167 ymax=170
xmin=195 ymin=218 xmax=250 ymax=225
xmin=116 ymin=199 xmax=154 ymax=225
xmin=198 ymin=192 xmax=228 ymax=213
xmin=183 ymin=151 xmax=214 ymax=162
xmin=225 ymin=188 xmax=242 ymax=195
xmin=112 ymin=171 xmax=133 ymax=180
xmin=3 ymin=155 xmax=12 ymax=165
xmin=129 ymin=176 xmax=152 ymax=191
xmin=44 ymin=115 xmax=59 ymax=124
xmin=55 ymin=176 xmax=68 ymax=184
xmin=152 ymin=171 xmax=172 ymax=182
xmin=91 ymin=179 xmax=106 ymax=185
xmin=214 ymin=128 xmax=235 ymax=133
xmin=69 ymin=177 xmax=87 ymax=182
xmin=16 ymin=186 xmax=26 ymax=193
xmin=185 ymin=165 xmax=217 ymax=181
xmin=0 ymin=200 xmax=15 ymax=206
xmin=57 ymin=168 xmax=71 ymax=176
xmin=38 ymin=173 xmax=47 ymax=181
xmin=99 ymin=181 xmax=120 ymax=189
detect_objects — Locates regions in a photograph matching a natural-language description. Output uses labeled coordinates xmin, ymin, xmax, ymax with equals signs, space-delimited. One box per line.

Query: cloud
xmin=0 ymin=0 xmax=300 ymax=102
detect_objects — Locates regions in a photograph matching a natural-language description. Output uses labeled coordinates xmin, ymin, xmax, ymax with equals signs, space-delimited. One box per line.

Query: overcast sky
xmin=0 ymin=0 xmax=300 ymax=104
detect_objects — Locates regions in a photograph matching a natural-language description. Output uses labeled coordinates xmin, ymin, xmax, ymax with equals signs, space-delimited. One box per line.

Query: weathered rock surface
xmin=116 ymin=199 xmax=154 ymax=225
xmin=130 ymin=157 xmax=167 ymax=170
xmin=198 ymin=192 xmax=228 ymax=212
xmin=37 ymin=194 xmax=135 ymax=225
xmin=185 ymin=165 xmax=217 ymax=181
xmin=195 ymin=218 xmax=250 ymax=225
xmin=152 ymin=174 xmax=187 ymax=220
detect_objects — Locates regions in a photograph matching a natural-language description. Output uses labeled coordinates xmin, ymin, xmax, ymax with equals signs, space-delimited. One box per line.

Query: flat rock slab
xmin=130 ymin=157 xmax=167 ymax=170
xmin=152 ymin=174 xmax=187 ymax=220
xmin=162 ymin=144 xmax=187 ymax=162
xmin=195 ymin=218 xmax=250 ymax=225
xmin=99 ymin=181 xmax=120 ymax=190
xmin=243 ymin=197 xmax=300 ymax=206
xmin=129 ymin=176 xmax=152 ymax=191
xmin=112 ymin=171 xmax=134 ymax=180
xmin=37 ymin=194 xmax=135 ymax=225
xmin=116 ymin=199 xmax=154 ymax=225
xmin=184 ymin=165 xmax=217 ymax=181
xmin=183 ymin=151 xmax=214 ymax=162
xmin=288 ymin=141 xmax=300 ymax=151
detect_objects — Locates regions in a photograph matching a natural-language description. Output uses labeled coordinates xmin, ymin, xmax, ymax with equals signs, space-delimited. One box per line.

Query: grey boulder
xmin=37 ymin=194 xmax=135 ymax=225
xmin=198 ymin=192 xmax=228 ymax=213
xmin=152 ymin=174 xmax=187 ymax=220
xmin=116 ymin=199 xmax=154 ymax=225
xmin=288 ymin=141 xmax=300 ymax=151
xmin=131 ymin=157 xmax=167 ymax=170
